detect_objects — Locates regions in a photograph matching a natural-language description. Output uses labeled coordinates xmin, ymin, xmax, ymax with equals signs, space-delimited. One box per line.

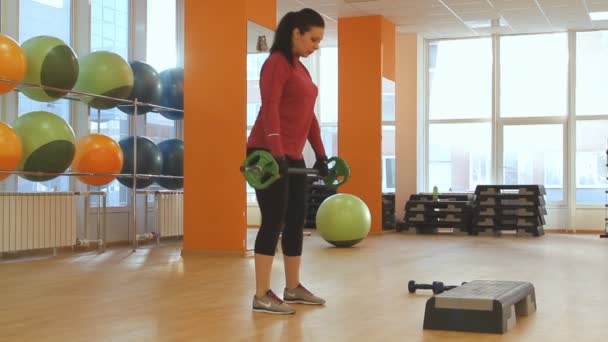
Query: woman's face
xmin=292 ymin=26 xmax=324 ymax=57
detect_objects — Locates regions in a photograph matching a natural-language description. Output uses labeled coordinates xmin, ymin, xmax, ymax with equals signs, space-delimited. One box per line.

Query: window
xmin=320 ymin=126 xmax=338 ymax=159
xmin=502 ymin=124 xmax=564 ymax=202
xmin=575 ymin=30 xmax=608 ymax=205
xmin=91 ymin=0 xmax=129 ymax=58
xmin=576 ymin=31 xmax=608 ymax=116
xmin=429 ymin=123 xmax=491 ymax=192
xmin=146 ymin=0 xmax=177 ymax=72
xmin=319 ymin=47 xmax=338 ymax=124
xmin=427 ymin=34 xmax=571 ymax=205
xmin=500 ymin=33 xmax=568 ymax=117
xmin=17 ymin=0 xmax=72 ymax=192
xmin=429 ymin=38 xmax=492 ymax=120
xmin=90 ymin=0 xmax=130 ymax=207
xmin=145 ymin=0 xmax=177 ymax=144
xmin=575 ymin=120 xmax=608 ymax=204
xmin=427 ymin=38 xmax=492 ymax=193
xmin=319 ymin=47 xmax=338 ymax=159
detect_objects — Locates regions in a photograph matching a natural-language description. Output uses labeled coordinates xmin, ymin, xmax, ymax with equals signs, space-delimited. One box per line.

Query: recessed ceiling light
xmin=464 ymin=19 xmax=492 ymax=29
xmin=589 ymin=11 xmax=608 ymax=21
xmin=465 ymin=17 xmax=507 ymax=29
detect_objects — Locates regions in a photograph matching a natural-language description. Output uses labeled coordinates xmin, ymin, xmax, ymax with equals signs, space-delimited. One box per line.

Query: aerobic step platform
xmin=423 ymin=280 xmax=536 ymax=334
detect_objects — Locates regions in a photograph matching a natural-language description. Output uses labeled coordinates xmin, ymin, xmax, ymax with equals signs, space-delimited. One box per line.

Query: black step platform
xmin=399 ymin=192 xmax=475 ymax=234
xmin=423 ymin=280 xmax=536 ymax=334
xmin=472 ymin=185 xmax=547 ymax=236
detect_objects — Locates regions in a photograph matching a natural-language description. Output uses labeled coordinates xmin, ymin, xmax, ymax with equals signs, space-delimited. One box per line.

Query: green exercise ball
xmin=73 ymin=51 xmax=133 ymax=109
xmin=315 ymin=193 xmax=371 ymax=247
xmin=20 ymin=36 xmax=79 ymax=102
xmin=11 ymin=111 xmax=76 ymax=182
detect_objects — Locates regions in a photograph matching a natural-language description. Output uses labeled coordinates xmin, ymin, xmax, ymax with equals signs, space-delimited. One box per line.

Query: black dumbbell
xmin=408 ymin=280 xmax=466 ymax=294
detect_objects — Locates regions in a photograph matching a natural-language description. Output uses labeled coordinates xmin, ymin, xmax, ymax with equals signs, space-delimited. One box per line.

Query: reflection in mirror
xmin=247 ymin=20 xmax=275 ymax=54
xmin=246 ymin=20 xmax=275 ymax=251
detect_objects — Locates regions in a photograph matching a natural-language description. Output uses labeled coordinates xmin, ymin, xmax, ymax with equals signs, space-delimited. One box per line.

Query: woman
xmin=247 ymin=8 xmax=328 ymax=315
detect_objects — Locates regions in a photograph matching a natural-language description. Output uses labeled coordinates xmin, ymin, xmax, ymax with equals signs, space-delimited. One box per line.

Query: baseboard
xmin=546 ymin=229 xmax=604 ymax=234
xmin=0 ymin=237 xmax=185 ymax=261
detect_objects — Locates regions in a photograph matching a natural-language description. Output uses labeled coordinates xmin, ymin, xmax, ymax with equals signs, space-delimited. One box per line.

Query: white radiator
xmin=0 ymin=192 xmax=77 ymax=253
xmin=155 ymin=192 xmax=183 ymax=237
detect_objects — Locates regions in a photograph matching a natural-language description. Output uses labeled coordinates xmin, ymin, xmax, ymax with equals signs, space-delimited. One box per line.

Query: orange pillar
xmin=183 ymin=1 xmax=275 ymax=252
xmin=246 ymin=0 xmax=276 ymax=29
xmin=338 ymin=16 xmax=395 ymax=234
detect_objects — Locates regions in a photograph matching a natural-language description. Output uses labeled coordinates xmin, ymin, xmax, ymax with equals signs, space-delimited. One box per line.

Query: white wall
xmin=573 ymin=208 xmax=605 ymax=231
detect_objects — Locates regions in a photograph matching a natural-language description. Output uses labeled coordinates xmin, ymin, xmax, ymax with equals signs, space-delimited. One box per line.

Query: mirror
xmin=247 ymin=20 xmax=274 ymax=53
xmin=246 ymin=20 xmax=275 ymax=252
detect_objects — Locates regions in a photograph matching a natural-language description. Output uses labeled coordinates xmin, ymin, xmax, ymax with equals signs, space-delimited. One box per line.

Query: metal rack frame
xmin=0 ymin=76 xmax=185 ymax=252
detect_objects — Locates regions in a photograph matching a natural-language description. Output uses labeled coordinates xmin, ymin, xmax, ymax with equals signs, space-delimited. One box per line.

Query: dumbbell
xmin=408 ymin=280 xmax=466 ymax=294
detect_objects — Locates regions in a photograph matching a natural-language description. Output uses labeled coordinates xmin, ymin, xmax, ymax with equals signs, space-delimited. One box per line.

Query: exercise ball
xmin=73 ymin=51 xmax=134 ymax=109
xmin=71 ymin=134 xmax=123 ymax=186
xmin=0 ymin=121 xmax=23 ymax=181
xmin=156 ymin=138 xmax=183 ymax=190
xmin=20 ymin=36 xmax=79 ymax=102
xmin=117 ymin=136 xmax=162 ymax=189
xmin=117 ymin=61 xmax=162 ymax=115
xmin=315 ymin=193 xmax=371 ymax=247
xmin=158 ymin=67 xmax=183 ymax=120
xmin=0 ymin=33 xmax=27 ymax=95
xmin=11 ymin=111 xmax=75 ymax=182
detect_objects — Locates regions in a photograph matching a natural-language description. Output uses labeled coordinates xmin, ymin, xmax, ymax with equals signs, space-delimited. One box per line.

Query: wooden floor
xmin=1 ymin=231 xmax=607 ymax=341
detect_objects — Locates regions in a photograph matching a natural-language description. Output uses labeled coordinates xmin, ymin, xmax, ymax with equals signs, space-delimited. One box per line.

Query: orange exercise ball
xmin=0 ymin=33 xmax=27 ymax=94
xmin=71 ymin=134 xmax=123 ymax=186
xmin=0 ymin=121 xmax=23 ymax=181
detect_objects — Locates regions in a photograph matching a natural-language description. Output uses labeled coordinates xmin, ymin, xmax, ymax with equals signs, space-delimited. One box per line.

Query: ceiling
xmin=277 ymin=0 xmax=608 ymax=45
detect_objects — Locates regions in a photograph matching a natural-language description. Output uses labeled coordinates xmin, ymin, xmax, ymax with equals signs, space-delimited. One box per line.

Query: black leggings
xmin=251 ymin=153 xmax=308 ymax=256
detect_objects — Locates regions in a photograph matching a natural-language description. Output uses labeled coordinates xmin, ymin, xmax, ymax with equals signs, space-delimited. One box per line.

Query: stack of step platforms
xmin=305 ymin=180 xmax=337 ymax=228
xmin=382 ymin=193 xmax=396 ymax=230
xmin=472 ymin=185 xmax=547 ymax=237
xmin=398 ymin=193 xmax=475 ymax=234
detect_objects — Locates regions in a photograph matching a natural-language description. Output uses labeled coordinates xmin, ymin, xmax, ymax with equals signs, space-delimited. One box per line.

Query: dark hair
xmin=270 ymin=8 xmax=325 ymax=65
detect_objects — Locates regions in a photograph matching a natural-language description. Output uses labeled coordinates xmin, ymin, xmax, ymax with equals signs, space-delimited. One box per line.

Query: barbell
xmin=240 ymin=150 xmax=350 ymax=190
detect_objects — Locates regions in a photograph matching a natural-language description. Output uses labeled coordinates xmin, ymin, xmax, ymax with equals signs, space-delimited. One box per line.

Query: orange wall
xmin=246 ymin=0 xmax=276 ymax=30
xmin=338 ymin=16 xmax=383 ymax=233
xmin=381 ymin=17 xmax=396 ymax=81
xmin=183 ymin=1 xmax=249 ymax=251
xmin=395 ymin=34 xmax=419 ymax=222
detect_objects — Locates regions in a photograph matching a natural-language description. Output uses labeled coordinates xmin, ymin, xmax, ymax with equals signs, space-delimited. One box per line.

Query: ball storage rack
xmin=0 ymin=76 xmax=184 ymax=252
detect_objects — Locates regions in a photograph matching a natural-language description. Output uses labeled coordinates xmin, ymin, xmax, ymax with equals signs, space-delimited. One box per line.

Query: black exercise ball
xmin=117 ymin=136 xmax=162 ymax=189
xmin=158 ymin=67 xmax=184 ymax=120
xmin=156 ymin=138 xmax=183 ymax=190
xmin=117 ymin=61 xmax=162 ymax=115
